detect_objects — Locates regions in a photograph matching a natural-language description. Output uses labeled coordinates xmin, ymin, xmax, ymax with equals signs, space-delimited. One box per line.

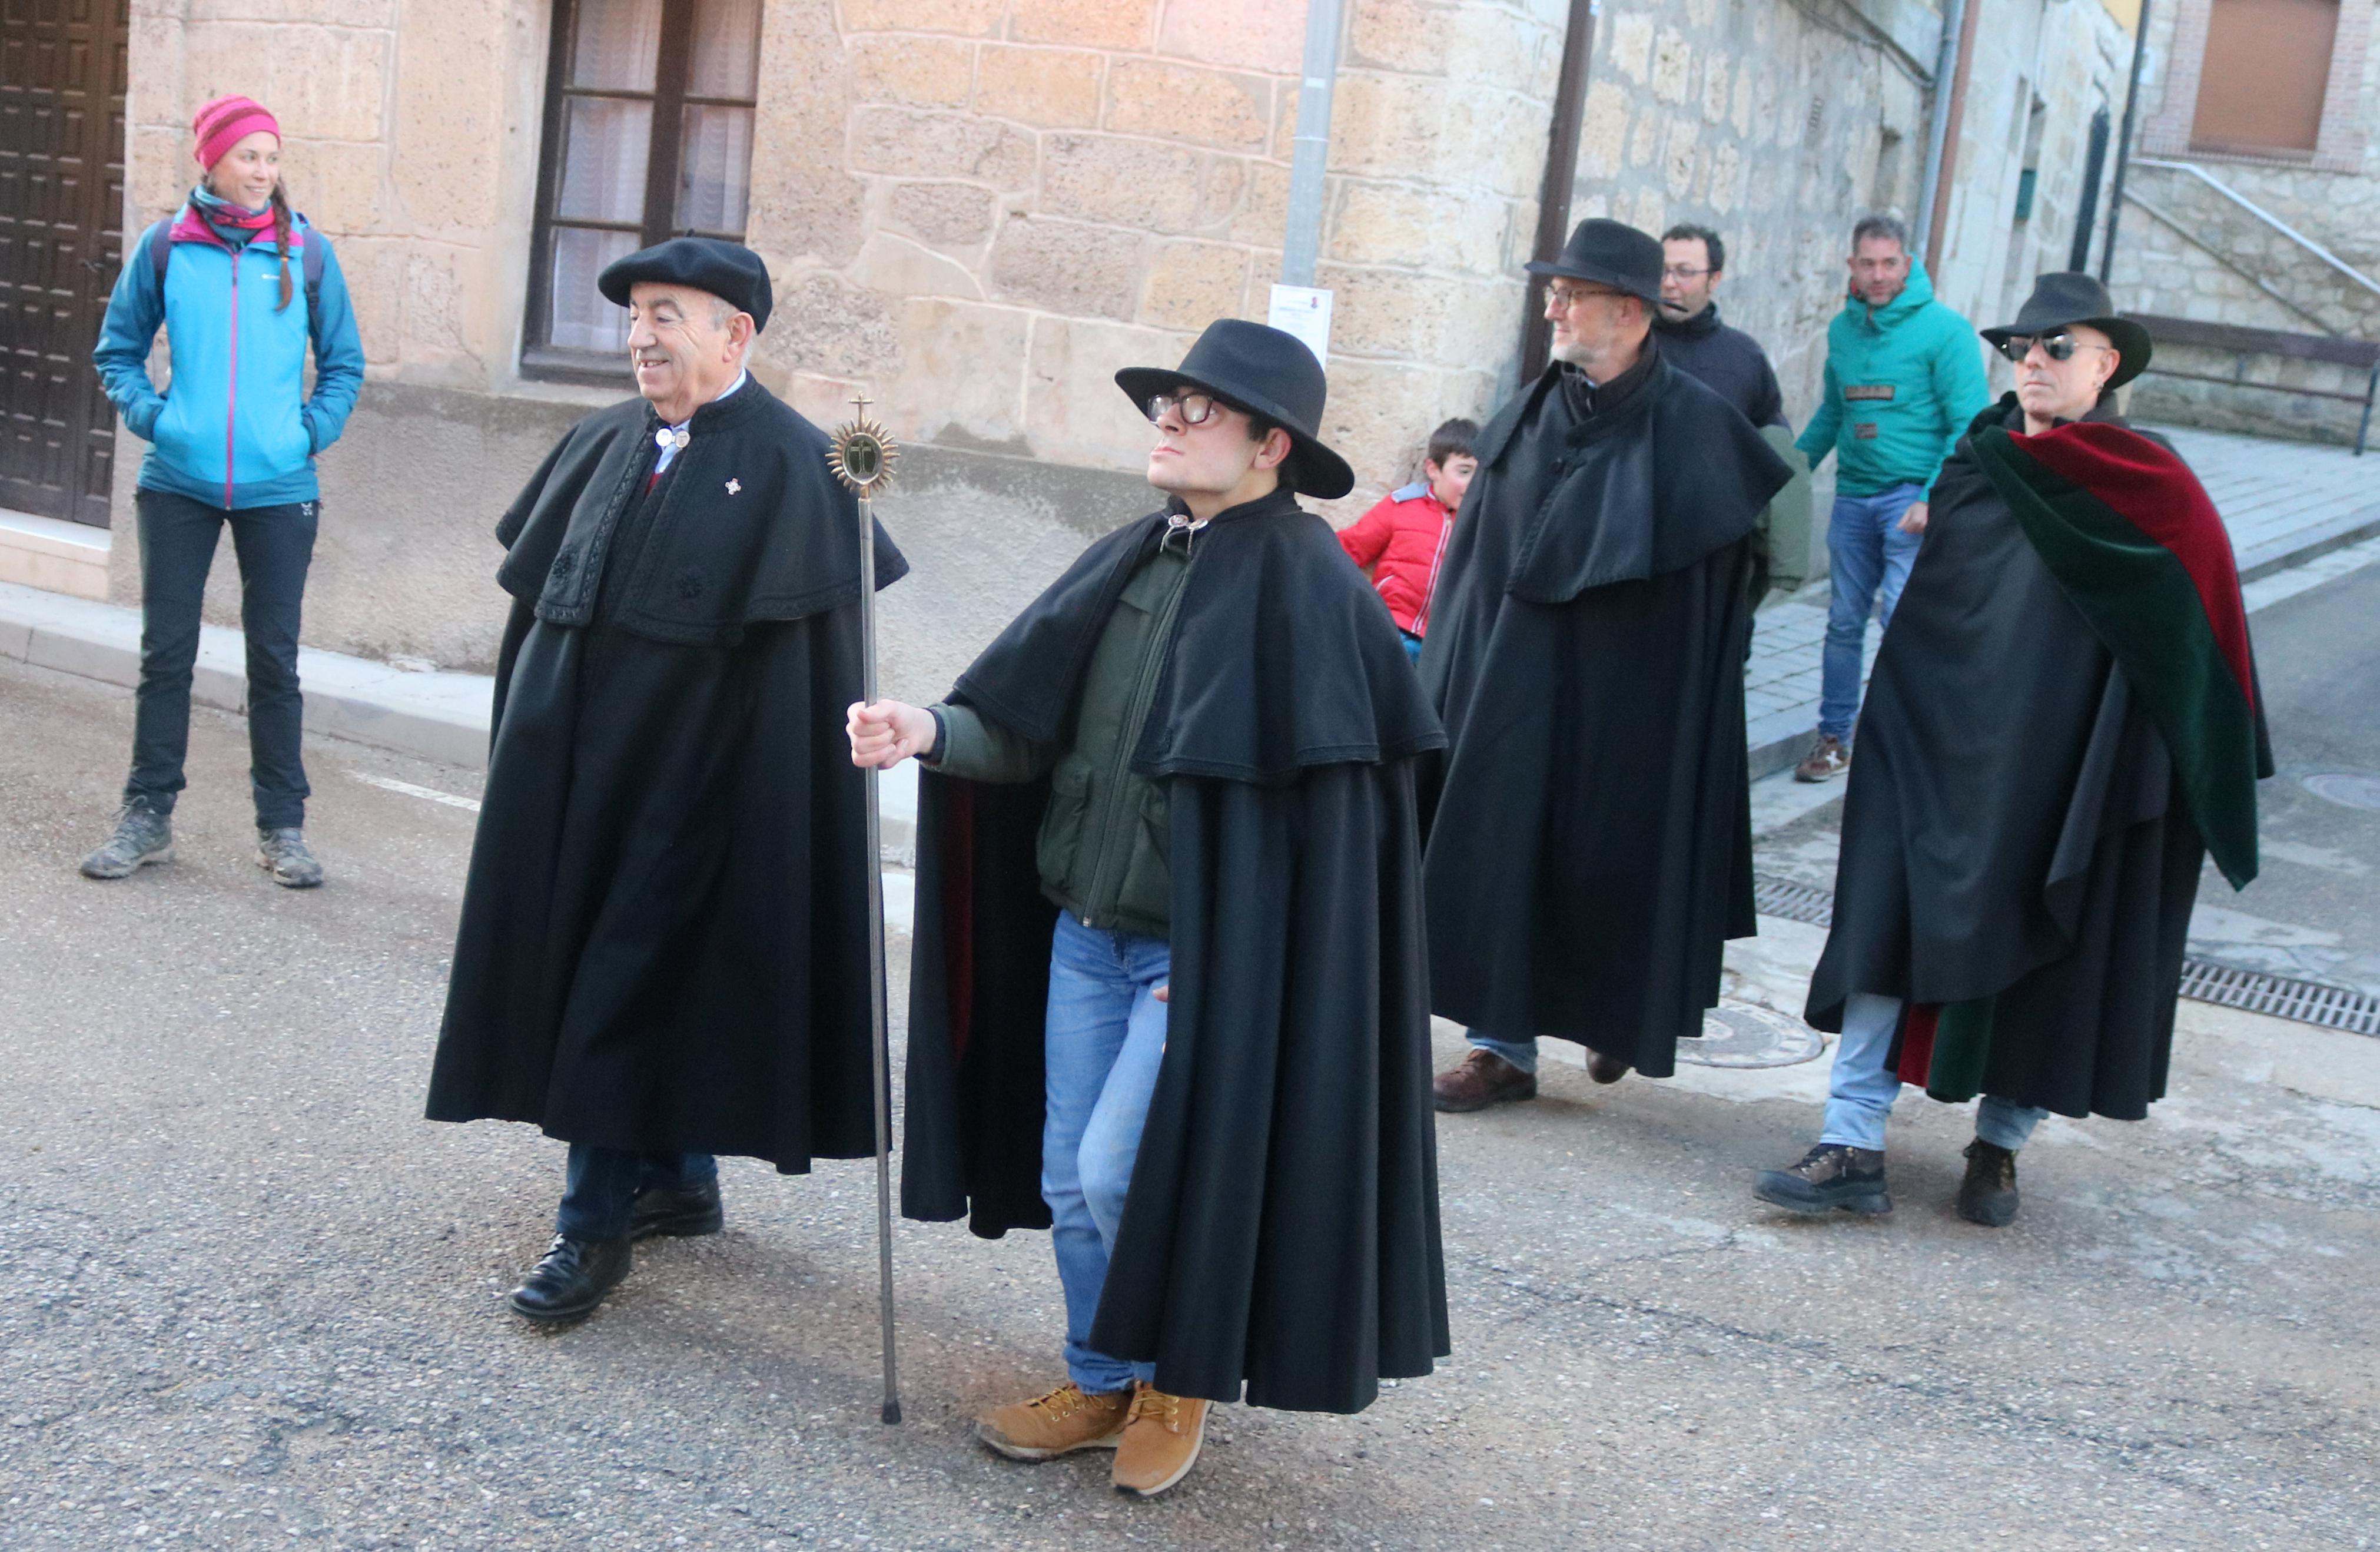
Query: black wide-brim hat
xmin=1114 ymin=319 xmax=1355 ymax=500
xmin=598 ymin=237 xmax=774 ymax=333
xmin=1981 ymin=271 xmax=2150 ymax=390
xmin=1523 ymin=217 xmax=1663 ymax=307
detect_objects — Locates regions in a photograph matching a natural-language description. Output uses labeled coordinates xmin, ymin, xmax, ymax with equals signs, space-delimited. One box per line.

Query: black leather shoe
xmin=506 ymin=1234 xmax=631 ymax=1324
xmin=629 ymin=1178 xmax=725 ymax=1242
xmin=1957 ymin=1139 xmax=2020 ymax=1228
xmin=1585 ymin=1049 xmax=1630 ymax=1085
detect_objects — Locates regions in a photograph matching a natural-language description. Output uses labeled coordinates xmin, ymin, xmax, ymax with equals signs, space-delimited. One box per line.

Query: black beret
xmin=597 ymin=237 xmax=773 ymax=332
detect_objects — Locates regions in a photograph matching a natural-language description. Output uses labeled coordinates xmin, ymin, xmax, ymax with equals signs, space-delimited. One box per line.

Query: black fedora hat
xmin=1114 ymin=319 xmax=1355 ymax=500
xmin=599 ymin=236 xmax=774 ymax=332
xmin=1981 ymin=271 xmax=2150 ymax=389
xmin=1524 ymin=217 xmax=1662 ymax=306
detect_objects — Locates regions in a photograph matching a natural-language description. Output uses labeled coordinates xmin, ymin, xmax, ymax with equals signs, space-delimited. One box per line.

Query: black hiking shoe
xmin=506 ymin=1235 xmax=632 ymax=1324
xmin=629 ymin=1178 xmax=725 ymax=1241
xmin=80 ymin=802 xmax=173 ymax=879
xmin=1957 ymin=1139 xmax=2021 ymax=1228
xmin=257 ymin=827 xmax=324 ymax=888
xmin=1755 ymin=1143 xmax=1892 ymax=1216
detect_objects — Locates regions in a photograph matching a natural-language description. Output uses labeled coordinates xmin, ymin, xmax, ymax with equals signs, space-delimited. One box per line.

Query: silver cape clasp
xmin=654 ymin=426 xmax=691 ymax=453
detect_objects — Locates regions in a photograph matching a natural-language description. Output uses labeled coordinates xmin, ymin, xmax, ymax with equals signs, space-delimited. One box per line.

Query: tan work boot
xmin=975 ymin=1381 xmax=1131 ymax=1461
xmin=1111 ymin=1381 xmax=1209 ymax=1498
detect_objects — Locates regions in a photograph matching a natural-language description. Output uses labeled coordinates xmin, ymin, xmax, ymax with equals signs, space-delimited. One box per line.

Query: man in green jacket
xmin=1793 ymin=214 xmax=1990 ymax=782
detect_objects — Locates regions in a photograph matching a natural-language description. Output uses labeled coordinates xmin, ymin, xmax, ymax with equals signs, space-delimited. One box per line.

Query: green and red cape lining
xmin=1898 ymin=418 xmax=2272 ymax=1099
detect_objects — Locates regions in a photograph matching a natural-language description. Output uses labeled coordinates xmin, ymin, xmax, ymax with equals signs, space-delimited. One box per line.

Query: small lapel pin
xmin=725 ymin=478 xmax=742 ymax=495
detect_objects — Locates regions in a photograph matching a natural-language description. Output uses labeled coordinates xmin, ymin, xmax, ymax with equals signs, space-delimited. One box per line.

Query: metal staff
xmin=826 ymin=399 xmax=901 ymax=1427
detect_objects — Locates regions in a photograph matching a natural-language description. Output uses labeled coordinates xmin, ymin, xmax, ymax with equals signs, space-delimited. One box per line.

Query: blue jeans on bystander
xmin=1817 ymin=482 xmax=1927 ymax=744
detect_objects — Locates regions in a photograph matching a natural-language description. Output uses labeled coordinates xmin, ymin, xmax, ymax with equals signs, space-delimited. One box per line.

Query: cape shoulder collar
xmin=1474 ymin=353 xmax=1673 ymax=469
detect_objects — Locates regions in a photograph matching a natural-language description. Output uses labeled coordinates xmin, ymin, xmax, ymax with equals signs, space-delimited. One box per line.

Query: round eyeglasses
xmin=1146 ymin=390 xmax=1226 ymax=426
xmin=1995 ymin=331 xmax=2111 ymax=365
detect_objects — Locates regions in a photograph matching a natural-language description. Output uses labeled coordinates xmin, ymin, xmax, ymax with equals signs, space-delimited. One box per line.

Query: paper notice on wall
xmin=1267 ymin=285 xmax=1335 ymax=367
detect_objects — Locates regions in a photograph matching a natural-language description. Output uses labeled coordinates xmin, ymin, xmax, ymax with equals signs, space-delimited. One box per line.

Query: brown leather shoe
xmin=975 ymin=1381 xmax=1131 ymax=1461
xmin=1111 ymin=1382 xmax=1209 ymax=1498
xmin=1432 ymin=1048 xmax=1536 ymax=1113
xmin=1793 ymin=733 xmax=1850 ymax=782
xmin=1585 ymin=1049 xmax=1629 ymax=1084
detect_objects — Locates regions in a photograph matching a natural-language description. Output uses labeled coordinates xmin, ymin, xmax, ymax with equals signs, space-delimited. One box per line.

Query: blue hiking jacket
xmin=92 ymin=204 xmax=366 ymax=510
xmin=1795 ymin=260 xmax=1990 ymax=499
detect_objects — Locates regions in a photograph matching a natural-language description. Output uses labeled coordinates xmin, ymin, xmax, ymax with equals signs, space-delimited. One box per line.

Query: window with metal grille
xmin=2190 ymin=0 xmax=2339 ymax=155
xmin=522 ymin=0 xmax=763 ymax=381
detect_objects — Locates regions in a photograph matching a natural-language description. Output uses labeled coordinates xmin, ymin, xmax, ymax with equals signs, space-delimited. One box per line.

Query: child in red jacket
xmin=1338 ymin=417 xmax=1478 ymax=661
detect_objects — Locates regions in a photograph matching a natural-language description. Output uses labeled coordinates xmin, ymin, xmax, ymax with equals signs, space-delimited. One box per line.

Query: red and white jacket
xmin=1337 ymin=482 xmax=1454 ymax=636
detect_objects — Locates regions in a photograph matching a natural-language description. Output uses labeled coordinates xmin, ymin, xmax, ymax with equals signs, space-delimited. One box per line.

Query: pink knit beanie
xmin=192 ymin=95 xmax=280 ymax=169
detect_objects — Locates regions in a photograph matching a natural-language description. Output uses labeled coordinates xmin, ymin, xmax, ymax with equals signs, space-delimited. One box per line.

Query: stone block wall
xmin=1561 ymin=0 xmax=1936 ymax=430
xmin=743 ymin=0 xmax=1571 ymax=512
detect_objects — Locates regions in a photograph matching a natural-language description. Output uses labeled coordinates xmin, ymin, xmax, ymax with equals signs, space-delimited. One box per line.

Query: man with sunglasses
xmin=849 ymin=320 xmax=1448 ymax=1498
xmin=1760 ymin=272 xmax=2270 ymax=1228
xmin=1792 ymin=214 xmax=1991 ymax=784
xmin=1423 ymin=218 xmax=1792 ymax=1110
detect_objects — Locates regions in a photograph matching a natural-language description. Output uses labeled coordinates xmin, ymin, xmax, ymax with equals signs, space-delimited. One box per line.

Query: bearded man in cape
xmin=1757 ymin=273 xmax=2272 ymax=1228
xmin=1422 ymin=218 xmax=1793 ymax=1109
xmin=849 ymin=320 xmax=1448 ymax=1499
xmin=426 ymin=238 xmax=907 ymax=1321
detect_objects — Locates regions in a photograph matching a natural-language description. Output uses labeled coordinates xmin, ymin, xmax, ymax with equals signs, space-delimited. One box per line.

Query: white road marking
xmin=347 ymin=771 xmax=482 ymax=812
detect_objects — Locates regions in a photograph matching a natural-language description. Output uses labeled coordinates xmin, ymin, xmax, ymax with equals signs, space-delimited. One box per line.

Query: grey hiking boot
xmin=1957 ymin=1139 xmax=2020 ymax=1228
xmin=1755 ymin=1142 xmax=1892 ymax=1216
xmin=80 ymin=802 xmax=174 ymax=879
xmin=257 ymin=827 xmax=324 ymax=889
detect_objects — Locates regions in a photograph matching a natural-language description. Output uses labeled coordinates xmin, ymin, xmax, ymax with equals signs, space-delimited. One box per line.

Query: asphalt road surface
xmin=3 ymin=561 xmax=2378 ymax=1550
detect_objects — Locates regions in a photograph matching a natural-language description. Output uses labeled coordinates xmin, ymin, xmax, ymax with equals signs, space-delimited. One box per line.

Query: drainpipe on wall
xmin=2100 ymin=0 xmax=2154 ymax=284
xmin=1913 ymin=0 xmax=1968 ymax=266
xmin=1918 ymin=0 xmax=1980 ymax=270
xmin=1273 ymin=0 xmax=1347 ymax=363
xmin=1519 ymin=0 xmax=1601 ymax=382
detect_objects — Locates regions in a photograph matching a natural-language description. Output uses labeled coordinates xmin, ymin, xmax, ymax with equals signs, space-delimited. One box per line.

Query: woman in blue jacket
xmin=86 ymin=94 xmax=365 ymax=887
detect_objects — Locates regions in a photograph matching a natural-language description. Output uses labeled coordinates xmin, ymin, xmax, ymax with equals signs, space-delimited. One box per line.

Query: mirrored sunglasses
xmin=1995 ymin=331 xmax=2105 ymax=364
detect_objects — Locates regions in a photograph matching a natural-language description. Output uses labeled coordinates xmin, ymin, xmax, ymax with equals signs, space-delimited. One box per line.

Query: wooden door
xmin=0 ymin=0 xmax=128 ymax=528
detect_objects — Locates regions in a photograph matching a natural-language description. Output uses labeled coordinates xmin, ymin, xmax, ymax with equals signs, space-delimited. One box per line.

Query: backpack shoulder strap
xmin=297 ymin=218 xmax=326 ymax=315
xmin=144 ymin=216 xmax=177 ymax=287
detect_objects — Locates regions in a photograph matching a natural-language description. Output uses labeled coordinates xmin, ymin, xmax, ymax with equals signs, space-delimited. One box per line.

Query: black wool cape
xmin=426 ymin=380 xmax=908 ymax=1170
xmin=901 ymin=489 xmax=1451 ymax=1414
xmin=1419 ymin=356 xmax=1793 ymax=1072
xmin=1806 ymin=401 xmax=2270 ymax=1121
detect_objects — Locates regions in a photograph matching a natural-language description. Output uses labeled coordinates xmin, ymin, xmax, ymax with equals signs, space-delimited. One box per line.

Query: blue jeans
xmin=1467 ymin=1032 xmax=1539 ymax=1075
xmin=1043 ymin=911 xmax=1170 ymax=1396
xmin=1817 ymin=482 xmax=1926 ymax=742
xmin=555 ymin=1144 xmax=718 ymax=1241
xmin=1821 ymin=993 xmax=2048 ymax=1153
xmin=127 ymin=488 xmax=318 ymax=828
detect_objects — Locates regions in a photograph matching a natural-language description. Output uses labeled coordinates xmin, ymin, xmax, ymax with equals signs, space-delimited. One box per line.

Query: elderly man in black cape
xmin=425 ymin=237 xmax=907 ymax=1322
xmin=848 ymin=320 xmax=1448 ymax=1499
xmin=1423 ymin=218 xmax=1793 ymax=1112
xmin=1756 ymin=273 xmax=2270 ymax=1228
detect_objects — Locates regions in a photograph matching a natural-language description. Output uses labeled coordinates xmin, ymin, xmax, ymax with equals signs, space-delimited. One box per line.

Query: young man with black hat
xmin=849 ymin=319 xmax=1448 ymax=1498
xmin=1758 ymin=273 xmax=2270 ymax=1228
xmin=1423 ymin=217 xmax=1793 ymax=1112
xmin=426 ymin=237 xmax=907 ymax=1322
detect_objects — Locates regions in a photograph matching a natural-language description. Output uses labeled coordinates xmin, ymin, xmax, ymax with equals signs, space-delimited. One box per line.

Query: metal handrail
xmin=2132 ymin=157 xmax=2380 ymax=300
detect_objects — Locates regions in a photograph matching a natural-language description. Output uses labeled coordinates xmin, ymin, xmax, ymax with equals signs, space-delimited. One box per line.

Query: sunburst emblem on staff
xmin=829 ymin=394 xmax=904 ymax=1427
xmin=827 ymin=398 xmax=898 ymax=498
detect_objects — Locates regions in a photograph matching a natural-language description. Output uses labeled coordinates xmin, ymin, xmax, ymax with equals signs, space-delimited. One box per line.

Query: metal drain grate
xmin=2176 ymin=960 xmax=2380 ymax=1036
xmin=1751 ymin=874 xmax=2380 ymax=1036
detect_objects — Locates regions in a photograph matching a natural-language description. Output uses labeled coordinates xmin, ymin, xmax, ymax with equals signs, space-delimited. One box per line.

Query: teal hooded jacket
xmin=1795 ymin=260 xmax=1990 ymax=499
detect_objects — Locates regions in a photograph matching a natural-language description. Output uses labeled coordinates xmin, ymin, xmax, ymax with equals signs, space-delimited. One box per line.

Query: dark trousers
xmin=127 ymin=488 xmax=319 ymax=829
xmin=556 ymin=1145 xmax=718 ymax=1241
